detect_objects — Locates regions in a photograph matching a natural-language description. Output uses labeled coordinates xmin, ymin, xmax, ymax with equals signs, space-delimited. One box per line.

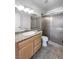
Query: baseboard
xmin=48 ymin=41 xmax=63 ymax=47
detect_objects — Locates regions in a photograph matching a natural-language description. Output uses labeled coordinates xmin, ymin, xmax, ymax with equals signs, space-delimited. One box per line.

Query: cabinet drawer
xmin=18 ymin=38 xmax=33 ymax=50
xmin=33 ymin=34 xmax=41 ymax=39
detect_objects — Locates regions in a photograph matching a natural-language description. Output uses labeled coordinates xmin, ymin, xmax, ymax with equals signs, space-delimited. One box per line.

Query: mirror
xmin=31 ymin=14 xmax=42 ymax=30
xmin=15 ymin=8 xmax=42 ymax=33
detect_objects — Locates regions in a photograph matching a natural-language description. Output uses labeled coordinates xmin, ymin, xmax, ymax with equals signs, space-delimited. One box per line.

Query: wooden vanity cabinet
xmin=16 ymin=34 xmax=42 ymax=59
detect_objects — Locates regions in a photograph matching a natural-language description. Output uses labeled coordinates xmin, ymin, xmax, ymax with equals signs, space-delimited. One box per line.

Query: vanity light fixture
xmin=15 ymin=4 xmax=35 ymax=14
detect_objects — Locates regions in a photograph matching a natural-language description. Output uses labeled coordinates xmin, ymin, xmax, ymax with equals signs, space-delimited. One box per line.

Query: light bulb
xmin=18 ymin=5 xmax=24 ymax=11
xmin=24 ymin=8 xmax=30 ymax=13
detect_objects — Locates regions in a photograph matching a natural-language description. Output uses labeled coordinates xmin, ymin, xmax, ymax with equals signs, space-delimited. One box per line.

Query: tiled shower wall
xmin=42 ymin=13 xmax=63 ymax=45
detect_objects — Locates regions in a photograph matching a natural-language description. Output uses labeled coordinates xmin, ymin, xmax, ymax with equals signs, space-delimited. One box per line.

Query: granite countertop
xmin=15 ymin=31 xmax=42 ymax=43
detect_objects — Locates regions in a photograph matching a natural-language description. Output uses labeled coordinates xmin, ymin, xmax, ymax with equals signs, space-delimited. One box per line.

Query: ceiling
xmin=15 ymin=0 xmax=63 ymax=14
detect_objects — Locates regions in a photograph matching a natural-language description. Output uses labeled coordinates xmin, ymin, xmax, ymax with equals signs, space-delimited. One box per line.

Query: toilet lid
xmin=42 ymin=36 xmax=48 ymax=41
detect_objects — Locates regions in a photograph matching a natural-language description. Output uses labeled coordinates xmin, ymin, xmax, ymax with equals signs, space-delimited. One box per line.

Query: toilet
xmin=42 ymin=36 xmax=48 ymax=47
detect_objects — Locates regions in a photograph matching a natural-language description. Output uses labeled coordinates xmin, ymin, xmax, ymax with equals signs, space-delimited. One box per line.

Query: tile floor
xmin=32 ymin=42 xmax=63 ymax=59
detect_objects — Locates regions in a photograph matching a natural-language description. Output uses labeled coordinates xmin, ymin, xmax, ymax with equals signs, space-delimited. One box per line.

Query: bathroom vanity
xmin=15 ymin=31 xmax=42 ymax=59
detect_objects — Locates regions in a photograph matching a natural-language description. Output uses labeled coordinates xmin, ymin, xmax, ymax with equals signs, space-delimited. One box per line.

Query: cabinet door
xmin=33 ymin=34 xmax=41 ymax=54
xmin=33 ymin=43 xmax=41 ymax=54
xmin=19 ymin=43 xmax=33 ymax=59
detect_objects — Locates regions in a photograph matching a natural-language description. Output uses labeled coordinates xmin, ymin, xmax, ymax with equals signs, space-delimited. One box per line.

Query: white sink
xmin=22 ymin=30 xmax=38 ymax=36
